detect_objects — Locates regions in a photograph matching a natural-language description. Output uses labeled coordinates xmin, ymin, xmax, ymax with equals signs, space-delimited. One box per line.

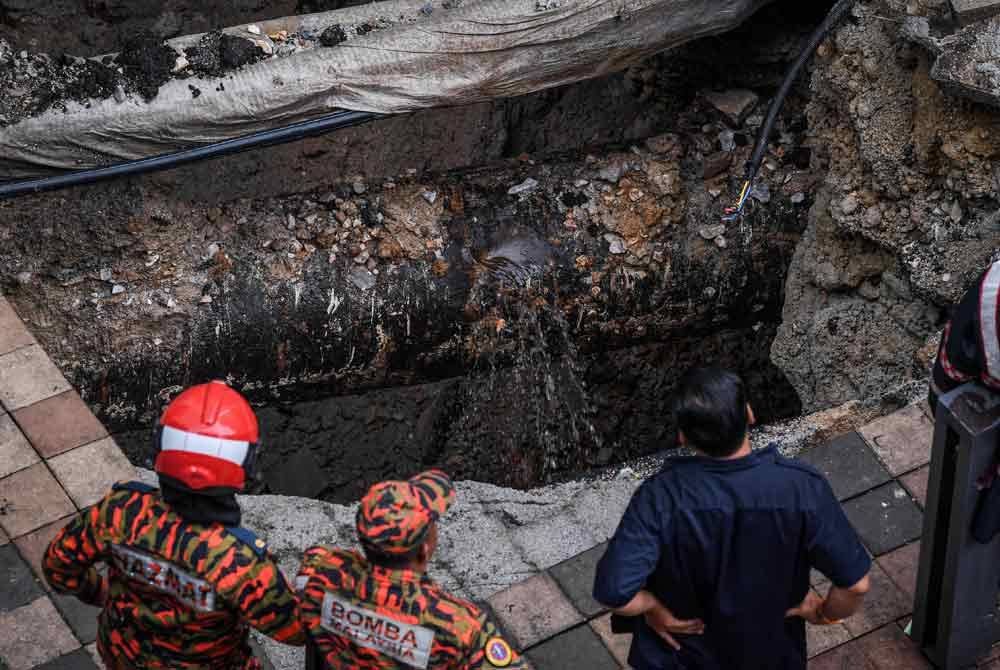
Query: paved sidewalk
xmin=0 ymin=296 xmax=135 ymax=670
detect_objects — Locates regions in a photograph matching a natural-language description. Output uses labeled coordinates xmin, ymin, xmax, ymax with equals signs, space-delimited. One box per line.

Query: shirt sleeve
xmin=295 ymin=546 xmax=326 ymax=593
xmin=215 ymin=547 xmax=306 ymax=646
xmin=462 ymin=614 xmax=527 ymax=669
xmin=42 ymin=501 xmax=108 ymax=605
xmin=592 ymin=480 xmax=664 ymax=609
xmin=807 ymin=478 xmax=872 ymax=589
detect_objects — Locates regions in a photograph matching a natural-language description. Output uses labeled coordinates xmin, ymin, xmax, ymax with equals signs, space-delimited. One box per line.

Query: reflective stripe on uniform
xmin=160 ymin=425 xmax=249 ymax=466
xmin=980 ymin=262 xmax=1000 ymax=387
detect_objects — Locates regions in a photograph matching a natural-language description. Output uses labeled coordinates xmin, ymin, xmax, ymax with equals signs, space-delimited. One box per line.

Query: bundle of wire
xmin=722 ymin=0 xmax=857 ymax=222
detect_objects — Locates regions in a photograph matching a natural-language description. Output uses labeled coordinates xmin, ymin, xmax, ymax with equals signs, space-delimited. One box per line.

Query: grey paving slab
xmin=0 ymin=299 xmax=35 ymax=357
xmin=84 ymin=644 xmax=104 ymax=670
xmin=900 ymin=466 xmax=929 ymax=508
xmin=0 ymin=597 xmax=80 ymax=670
xmin=859 ymin=405 xmax=934 ymax=477
xmin=808 ymin=623 xmax=931 ymax=669
xmin=806 ymin=613 xmax=853 ymax=658
xmin=47 ymin=438 xmax=134 ymax=509
xmin=489 ymin=573 xmax=583 ymax=649
xmin=51 ymin=591 xmax=100 ymax=645
xmin=0 ymin=414 xmax=39 ymax=480
xmin=877 ymin=541 xmax=920 ymax=605
xmin=14 ymin=391 xmax=108 ymax=459
xmin=817 ymin=562 xmax=911 ymax=637
xmin=35 ymin=648 xmax=98 ymax=670
xmin=526 ymin=624 xmax=620 ymax=670
xmin=0 ymin=345 xmax=71 ymax=412
xmin=589 ymin=612 xmax=632 ymax=667
xmin=14 ymin=514 xmax=76 ymax=584
xmin=796 ymin=432 xmax=892 ymax=501
xmin=548 ymin=542 xmax=608 ymax=618
xmin=0 ymin=544 xmax=44 ymax=612
xmin=843 ymin=483 xmax=924 ymax=556
xmin=0 ymin=463 xmax=76 ymax=539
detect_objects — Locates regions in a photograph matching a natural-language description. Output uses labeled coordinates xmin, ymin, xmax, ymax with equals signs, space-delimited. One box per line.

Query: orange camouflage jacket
xmin=43 ymin=481 xmax=304 ymax=670
xmin=297 ymin=547 xmax=525 ymax=669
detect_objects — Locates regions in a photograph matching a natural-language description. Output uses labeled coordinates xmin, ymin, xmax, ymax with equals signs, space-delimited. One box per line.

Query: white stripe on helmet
xmin=160 ymin=425 xmax=250 ymax=466
xmin=981 ymin=262 xmax=1000 ymax=385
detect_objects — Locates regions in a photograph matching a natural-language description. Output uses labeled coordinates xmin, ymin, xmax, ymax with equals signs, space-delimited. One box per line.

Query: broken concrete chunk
xmin=750 ymin=182 xmax=770 ymax=204
xmin=603 ymin=233 xmax=627 ymax=254
xmin=508 ymin=177 xmax=539 ymax=195
xmin=703 ymin=89 xmax=759 ymax=126
xmin=951 ymin=0 xmax=1000 ymax=25
xmin=349 ymin=265 xmax=376 ymax=291
xmin=907 ymin=15 xmax=1000 ymax=109
xmin=599 ymin=164 xmax=623 ymax=183
xmin=320 ymin=24 xmax=348 ymax=47
xmin=702 ymin=152 xmax=732 ymax=179
xmin=699 ymin=224 xmax=726 ymax=240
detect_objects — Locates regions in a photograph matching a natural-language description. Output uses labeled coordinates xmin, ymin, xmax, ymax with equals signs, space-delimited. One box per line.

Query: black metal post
xmin=912 ymin=383 xmax=1000 ymax=668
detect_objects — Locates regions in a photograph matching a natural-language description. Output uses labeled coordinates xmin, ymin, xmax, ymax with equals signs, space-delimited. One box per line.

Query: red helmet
xmin=154 ymin=381 xmax=260 ymax=493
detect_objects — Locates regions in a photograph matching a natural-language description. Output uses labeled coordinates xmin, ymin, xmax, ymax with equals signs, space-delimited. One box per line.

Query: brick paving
xmin=1 ymin=287 xmax=999 ymax=669
xmin=0 ymin=296 xmax=134 ymax=670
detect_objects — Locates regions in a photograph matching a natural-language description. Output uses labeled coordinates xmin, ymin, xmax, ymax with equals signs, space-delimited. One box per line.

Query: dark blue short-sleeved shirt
xmin=593 ymin=445 xmax=870 ymax=670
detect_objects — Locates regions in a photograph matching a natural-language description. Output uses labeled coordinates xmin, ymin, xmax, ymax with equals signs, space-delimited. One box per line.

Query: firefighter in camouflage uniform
xmin=297 ymin=469 xmax=526 ymax=669
xmin=43 ymin=381 xmax=304 ymax=670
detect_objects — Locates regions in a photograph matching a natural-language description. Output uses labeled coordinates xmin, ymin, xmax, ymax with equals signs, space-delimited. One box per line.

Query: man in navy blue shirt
xmin=593 ymin=367 xmax=871 ymax=669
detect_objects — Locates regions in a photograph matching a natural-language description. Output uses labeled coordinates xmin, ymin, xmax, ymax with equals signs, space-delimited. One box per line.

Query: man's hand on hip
xmin=644 ymin=602 xmax=705 ymax=651
xmin=785 ymin=590 xmax=831 ymax=624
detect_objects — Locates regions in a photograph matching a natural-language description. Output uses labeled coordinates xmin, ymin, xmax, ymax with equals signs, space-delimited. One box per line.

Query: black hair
xmin=362 ymin=543 xmax=424 ymax=570
xmin=674 ymin=367 xmax=749 ymax=458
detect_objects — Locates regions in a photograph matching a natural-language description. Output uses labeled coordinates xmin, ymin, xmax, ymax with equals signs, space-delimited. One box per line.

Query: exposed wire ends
xmin=722 ymin=0 xmax=857 ymax=222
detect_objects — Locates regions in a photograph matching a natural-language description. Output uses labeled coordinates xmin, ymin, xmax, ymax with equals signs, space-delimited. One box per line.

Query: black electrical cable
xmin=723 ymin=0 xmax=856 ymax=221
xmin=0 ymin=109 xmax=381 ymax=200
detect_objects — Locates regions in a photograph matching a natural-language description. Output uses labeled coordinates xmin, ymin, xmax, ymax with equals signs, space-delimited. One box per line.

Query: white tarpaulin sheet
xmin=0 ymin=0 xmax=771 ymax=179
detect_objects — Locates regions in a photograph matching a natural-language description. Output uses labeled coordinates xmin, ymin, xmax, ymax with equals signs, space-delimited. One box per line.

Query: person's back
xmin=593 ymin=368 xmax=871 ymax=670
xmin=297 ymin=470 xmax=525 ymax=669
xmin=43 ymin=381 xmax=303 ymax=669
xmin=299 ymin=546 xmax=514 ymax=669
xmin=46 ymin=483 xmax=301 ymax=669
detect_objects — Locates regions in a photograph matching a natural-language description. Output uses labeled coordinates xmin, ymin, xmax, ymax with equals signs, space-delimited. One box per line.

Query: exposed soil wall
xmin=0 ymin=2 xmax=826 ymax=499
xmin=771 ymin=0 xmax=1000 ymax=412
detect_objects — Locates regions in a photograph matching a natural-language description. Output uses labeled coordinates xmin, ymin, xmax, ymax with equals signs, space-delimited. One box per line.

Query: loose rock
xmin=349 ymin=266 xmax=376 ymax=291
xmin=508 ymin=178 xmax=539 ymax=195
xmin=320 ymin=25 xmax=348 ymax=47
xmin=604 ymin=233 xmax=627 ymax=254
xmin=840 ymin=194 xmax=860 ymax=215
xmin=699 ymin=224 xmax=726 ymax=240
xmin=703 ymin=89 xmax=759 ymax=126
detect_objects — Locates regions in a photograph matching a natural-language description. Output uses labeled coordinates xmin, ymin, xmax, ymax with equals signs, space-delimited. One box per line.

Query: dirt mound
xmin=117 ymin=31 xmax=178 ymax=101
xmin=0 ymin=41 xmax=120 ymax=126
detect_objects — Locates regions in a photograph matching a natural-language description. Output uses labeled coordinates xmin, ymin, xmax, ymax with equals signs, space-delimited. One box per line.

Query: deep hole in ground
xmin=91 ymin=0 xmax=824 ymax=503
xmin=5 ymin=0 xmax=983 ymax=505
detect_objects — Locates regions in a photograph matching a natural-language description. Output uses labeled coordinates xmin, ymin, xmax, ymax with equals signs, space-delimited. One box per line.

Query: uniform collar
xmin=369 ymin=562 xmax=436 ymax=587
xmin=690 ymin=443 xmax=777 ymax=472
